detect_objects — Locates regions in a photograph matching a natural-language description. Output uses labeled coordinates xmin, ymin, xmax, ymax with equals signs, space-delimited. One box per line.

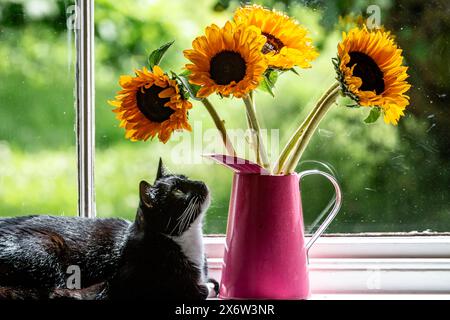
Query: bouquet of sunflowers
xmin=109 ymin=4 xmax=411 ymax=175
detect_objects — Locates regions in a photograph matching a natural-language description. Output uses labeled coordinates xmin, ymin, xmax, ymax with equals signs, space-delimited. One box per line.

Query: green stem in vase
xmin=245 ymin=91 xmax=261 ymax=165
xmin=284 ymin=85 xmax=341 ymax=174
xmin=243 ymin=94 xmax=270 ymax=170
xmin=201 ymin=98 xmax=236 ymax=157
xmin=274 ymin=82 xmax=340 ymax=174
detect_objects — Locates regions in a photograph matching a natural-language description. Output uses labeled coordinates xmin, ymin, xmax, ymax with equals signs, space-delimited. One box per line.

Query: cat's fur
xmin=0 ymin=159 xmax=218 ymax=300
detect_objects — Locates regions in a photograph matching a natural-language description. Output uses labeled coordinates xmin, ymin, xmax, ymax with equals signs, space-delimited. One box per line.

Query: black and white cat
xmin=0 ymin=159 xmax=218 ymax=300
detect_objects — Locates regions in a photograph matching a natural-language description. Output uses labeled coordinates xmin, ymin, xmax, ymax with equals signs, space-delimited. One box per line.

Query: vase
xmin=206 ymin=154 xmax=342 ymax=300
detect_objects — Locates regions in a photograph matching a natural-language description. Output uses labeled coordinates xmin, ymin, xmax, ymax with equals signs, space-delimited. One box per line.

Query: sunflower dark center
xmin=262 ymin=32 xmax=284 ymax=54
xmin=136 ymin=85 xmax=174 ymax=123
xmin=209 ymin=51 xmax=247 ymax=85
xmin=347 ymin=51 xmax=385 ymax=94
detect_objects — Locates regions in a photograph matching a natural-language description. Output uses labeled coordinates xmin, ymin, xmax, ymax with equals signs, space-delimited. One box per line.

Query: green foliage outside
xmin=0 ymin=0 xmax=449 ymax=234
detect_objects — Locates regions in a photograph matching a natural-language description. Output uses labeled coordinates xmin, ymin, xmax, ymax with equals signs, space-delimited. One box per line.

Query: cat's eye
xmin=172 ymin=188 xmax=184 ymax=196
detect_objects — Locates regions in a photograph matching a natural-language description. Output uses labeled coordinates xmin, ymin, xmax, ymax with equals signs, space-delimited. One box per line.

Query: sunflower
xmin=233 ymin=4 xmax=318 ymax=70
xmin=108 ymin=66 xmax=192 ymax=143
xmin=335 ymin=26 xmax=411 ymax=125
xmin=183 ymin=21 xmax=267 ymax=98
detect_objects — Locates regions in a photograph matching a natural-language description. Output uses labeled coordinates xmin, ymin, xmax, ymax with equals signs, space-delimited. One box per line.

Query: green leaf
xmin=332 ymin=57 xmax=339 ymax=68
xmin=364 ymin=107 xmax=381 ymax=124
xmin=258 ymin=69 xmax=279 ymax=97
xmin=266 ymin=69 xmax=279 ymax=85
xmin=290 ymin=68 xmax=300 ymax=76
xmin=173 ymin=70 xmax=202 ymax=101
xmin=148 ymin=41 xmax=174 ymax=71
xmin=258 ymin=79 xmax=274 ymax=97
xmin=170 ymin=72 xmax=189 ymax=100
xmin=213 ymin=0 xmax=231 ymax=12
xmin=346 ymin=104 xmax=361 ymax=108
xmin=178 ymin=69 xmax=191 ymax=77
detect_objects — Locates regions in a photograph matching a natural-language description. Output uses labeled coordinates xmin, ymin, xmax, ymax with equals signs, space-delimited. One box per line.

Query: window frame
xmin=76 ymin=0 xmax=96 ymax=218
xmin=74 ymin=0 xmax=450 ymax=296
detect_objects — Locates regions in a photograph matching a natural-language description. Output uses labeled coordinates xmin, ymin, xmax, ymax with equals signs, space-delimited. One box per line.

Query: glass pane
xmin=95 ymin=0 xmax=449 ymax=234
xmin=0 ymin=0 xmax=77 ymax=216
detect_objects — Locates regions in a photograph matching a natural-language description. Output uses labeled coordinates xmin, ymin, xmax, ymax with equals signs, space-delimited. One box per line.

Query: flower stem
xmin=245 ymin=91 xmax=261 ymax=165
xmin=274 ymin=82 xmax=340 ymax=174
xmin=201 ymin=98 xmax=236 ymax=157
xmin=283 ymin=85 xmax=341 ymax=173
xmin=243 ymin=94 xmax=270 ymax=169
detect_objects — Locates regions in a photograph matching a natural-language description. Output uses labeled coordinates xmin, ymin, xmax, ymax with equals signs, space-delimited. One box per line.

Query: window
xmin=1 ymin=0 xmax=449 ymax=296
xmin=0 ymin=0 xmax=77 ymax=216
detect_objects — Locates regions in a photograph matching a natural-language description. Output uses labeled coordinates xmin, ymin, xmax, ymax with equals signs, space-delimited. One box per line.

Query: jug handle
xmin=297 ymin=170 xmax=343 ymax=260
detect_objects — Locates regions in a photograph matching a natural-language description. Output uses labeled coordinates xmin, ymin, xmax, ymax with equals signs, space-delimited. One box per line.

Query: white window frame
xmin=75 ymin=0 xmax=450 ymax=297
xmin=76 ymin=0 xmax=96 ymax=218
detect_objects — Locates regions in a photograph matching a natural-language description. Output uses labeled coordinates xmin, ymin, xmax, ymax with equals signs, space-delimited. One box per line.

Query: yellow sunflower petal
xmin=159 ymin=87 xmax=176 ymax=99
xmin=119 ymin=75 xmax=133 ymax=87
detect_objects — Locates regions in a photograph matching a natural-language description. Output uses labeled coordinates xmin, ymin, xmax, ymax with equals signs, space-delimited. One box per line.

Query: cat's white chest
xmin=170 ymin=219 xmax=205 ymax=280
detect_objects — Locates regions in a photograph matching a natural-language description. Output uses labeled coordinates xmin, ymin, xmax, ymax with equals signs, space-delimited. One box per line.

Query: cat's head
xmin=136 ymin=158 xmax=210 ymax=236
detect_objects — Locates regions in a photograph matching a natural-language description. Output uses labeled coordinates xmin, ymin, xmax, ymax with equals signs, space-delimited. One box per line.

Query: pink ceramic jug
xmin=207 ymin=155 xmax=342 ymax=300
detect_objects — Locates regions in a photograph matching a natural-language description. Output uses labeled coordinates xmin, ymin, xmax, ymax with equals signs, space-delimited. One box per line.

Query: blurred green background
xmin=0 ymin=0 xmax=449 ymax=233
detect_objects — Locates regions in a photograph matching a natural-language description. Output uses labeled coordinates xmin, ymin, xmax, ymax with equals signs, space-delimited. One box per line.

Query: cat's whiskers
xmin=180 ymin=197 xmax=199 ymax=234
xmin=177 ymin=200 xmax=193 ymax=225
xmin=178 ymin=200 xmax=193 ymax=221
xmin=184 ymin=197 xmax=201 ymax=232
xmin=179 ymin=199 xmax=195 ymax=233
xmin=183 ymin=198 xmax=197 ymax=232
xmin=171 ymin=213 xmax=185 ymax=235
xmin=180 ymin=198 xmax=195 ymax=223
xmin=170 ymin=197 xmax=195 ymax=235
xmin=165 ymin=216 xmax=172 ymax=231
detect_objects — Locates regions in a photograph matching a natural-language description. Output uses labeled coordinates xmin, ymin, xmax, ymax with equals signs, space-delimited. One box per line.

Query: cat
xmin=0 ymin=159 xmax=218 ymax=300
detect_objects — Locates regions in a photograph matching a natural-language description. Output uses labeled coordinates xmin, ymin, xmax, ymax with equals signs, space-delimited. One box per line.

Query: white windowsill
xmin=204 ymin=236 xmax=450 ymax=297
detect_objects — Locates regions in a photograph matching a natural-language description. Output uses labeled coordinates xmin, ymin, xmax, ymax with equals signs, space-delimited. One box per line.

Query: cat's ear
xmin=156 ymin=158 xmax=168 ymax=181
xmin=139 ymin=180 xmax=154 ymax=208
